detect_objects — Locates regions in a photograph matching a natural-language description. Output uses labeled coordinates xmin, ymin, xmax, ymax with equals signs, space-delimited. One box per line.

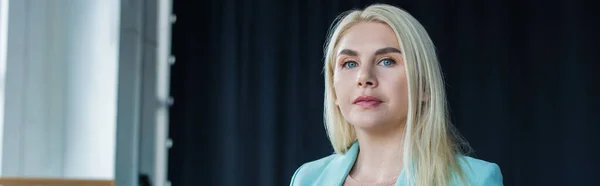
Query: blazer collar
xmin=317 ymin=141 xmax=359 ymax=186
xmin=317 ymin=141 xmax=408 ymax=186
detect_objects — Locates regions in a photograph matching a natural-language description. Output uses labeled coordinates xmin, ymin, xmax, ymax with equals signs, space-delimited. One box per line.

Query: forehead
xmin=336 ymin=21 xmax=401 ymax=53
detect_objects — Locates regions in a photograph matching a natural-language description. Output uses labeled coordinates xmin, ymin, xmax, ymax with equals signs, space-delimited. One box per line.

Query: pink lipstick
xmin=353 ymin=95 xmax=382 ymax=109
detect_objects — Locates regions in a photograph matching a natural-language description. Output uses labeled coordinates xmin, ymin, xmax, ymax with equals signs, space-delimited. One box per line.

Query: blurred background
xmin=1 ymin=0 xmax=599 ymax=186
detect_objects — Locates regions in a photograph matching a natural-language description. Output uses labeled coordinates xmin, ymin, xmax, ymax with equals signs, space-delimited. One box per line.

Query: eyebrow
xmin=338 ymin=47 xmax=402 ymax=57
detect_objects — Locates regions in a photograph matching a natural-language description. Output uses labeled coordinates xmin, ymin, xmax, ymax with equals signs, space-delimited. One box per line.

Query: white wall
xmin=2 ymin=0 xmax=120 ymax=179
xmin=0 ymin=0 xmax=9 ymax=175
xmin=2 ymin=0 xmax=64 ymax=177
xmin=62 ymin=0 xmax=120 ymax=179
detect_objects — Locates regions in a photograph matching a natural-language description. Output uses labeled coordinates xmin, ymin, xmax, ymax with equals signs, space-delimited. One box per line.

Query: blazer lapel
xmin=316 ymin=141 xmax=359 ymax=186
xmin=394 ymin=168 xmax=407 ymax=186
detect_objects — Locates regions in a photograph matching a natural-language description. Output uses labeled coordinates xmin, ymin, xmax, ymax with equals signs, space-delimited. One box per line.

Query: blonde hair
xmin=323 ymin=4 xmax=472 ymax=186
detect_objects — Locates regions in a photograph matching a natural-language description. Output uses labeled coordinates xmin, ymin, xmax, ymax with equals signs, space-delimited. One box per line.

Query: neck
xmin=350 ymin=123 xmax=405 ymax=183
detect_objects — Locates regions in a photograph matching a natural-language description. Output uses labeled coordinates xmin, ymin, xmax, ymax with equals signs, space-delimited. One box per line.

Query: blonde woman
xmin=289 ymin=3 xmax=503 ymax=186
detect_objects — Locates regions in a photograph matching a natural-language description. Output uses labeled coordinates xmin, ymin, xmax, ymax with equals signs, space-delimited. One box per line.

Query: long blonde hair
xmin=323 ymin=4 xmax=472 ymax=186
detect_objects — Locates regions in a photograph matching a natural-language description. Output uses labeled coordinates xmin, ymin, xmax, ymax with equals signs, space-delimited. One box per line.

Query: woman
xmin=289 ymin=3 xmax=503 ymax=186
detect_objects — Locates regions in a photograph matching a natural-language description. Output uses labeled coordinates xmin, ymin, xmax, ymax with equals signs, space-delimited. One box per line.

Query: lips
xmin=353 ymin=95 xmax=382 ymax=109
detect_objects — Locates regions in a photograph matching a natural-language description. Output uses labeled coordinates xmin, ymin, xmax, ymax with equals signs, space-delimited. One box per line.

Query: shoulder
xmin=289 ymin=154 xmax=338 ymax=186
xmin=456 ymin=156 xmax=504 ymax=186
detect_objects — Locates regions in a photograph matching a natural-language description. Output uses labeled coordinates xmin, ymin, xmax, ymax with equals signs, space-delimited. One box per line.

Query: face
xmin=333 ymin=21 xmax=408 ymax=131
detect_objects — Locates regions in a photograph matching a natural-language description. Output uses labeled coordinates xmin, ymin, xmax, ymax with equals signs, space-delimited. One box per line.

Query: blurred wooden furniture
xmin=0 ymin=177 xmax=114 ymax=186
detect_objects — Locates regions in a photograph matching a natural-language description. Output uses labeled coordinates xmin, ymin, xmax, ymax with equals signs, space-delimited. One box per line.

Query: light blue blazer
xmin=290 ymin=141 xmax=503 ymax=186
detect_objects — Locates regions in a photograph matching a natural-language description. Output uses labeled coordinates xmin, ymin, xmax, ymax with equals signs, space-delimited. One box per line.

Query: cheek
xmin=333 ymin=73 xmax=353 ymax=105
xmin=397 ymin=78 xmax=409 ymax=108
xmin=395 ymin=75 xmax=408 ymax=94
xmin=382 ymin=71 xmax=409 ymax=104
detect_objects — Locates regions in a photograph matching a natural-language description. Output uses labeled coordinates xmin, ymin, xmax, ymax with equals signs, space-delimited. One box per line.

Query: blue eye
xmin=379 ymin=58 xmax=396 ymax=66
xmin=344 ymin=61 xmax=358 ymax=68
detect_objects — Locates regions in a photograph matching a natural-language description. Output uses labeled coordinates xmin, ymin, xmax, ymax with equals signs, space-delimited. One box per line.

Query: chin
xmin=348 ymin=114 xmax=391 ymax=129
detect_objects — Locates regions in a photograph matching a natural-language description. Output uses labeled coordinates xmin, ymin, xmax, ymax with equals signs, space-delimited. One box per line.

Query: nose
xmin=356 ymin=67 xmax=378 ymax=88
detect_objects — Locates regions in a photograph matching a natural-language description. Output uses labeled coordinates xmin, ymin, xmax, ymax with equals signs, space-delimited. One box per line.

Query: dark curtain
xmin=168 ymin=0 xmax=600 ymax=185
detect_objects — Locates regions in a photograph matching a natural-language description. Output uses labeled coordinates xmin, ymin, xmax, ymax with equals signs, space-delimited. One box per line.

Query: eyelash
xmin=340 ymin=58 xmax=397 ymax=68
xmin=378 ymin=58 xmax=397 ymax=66
xmin=341 ymin=61 xmax=358 ymax=68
